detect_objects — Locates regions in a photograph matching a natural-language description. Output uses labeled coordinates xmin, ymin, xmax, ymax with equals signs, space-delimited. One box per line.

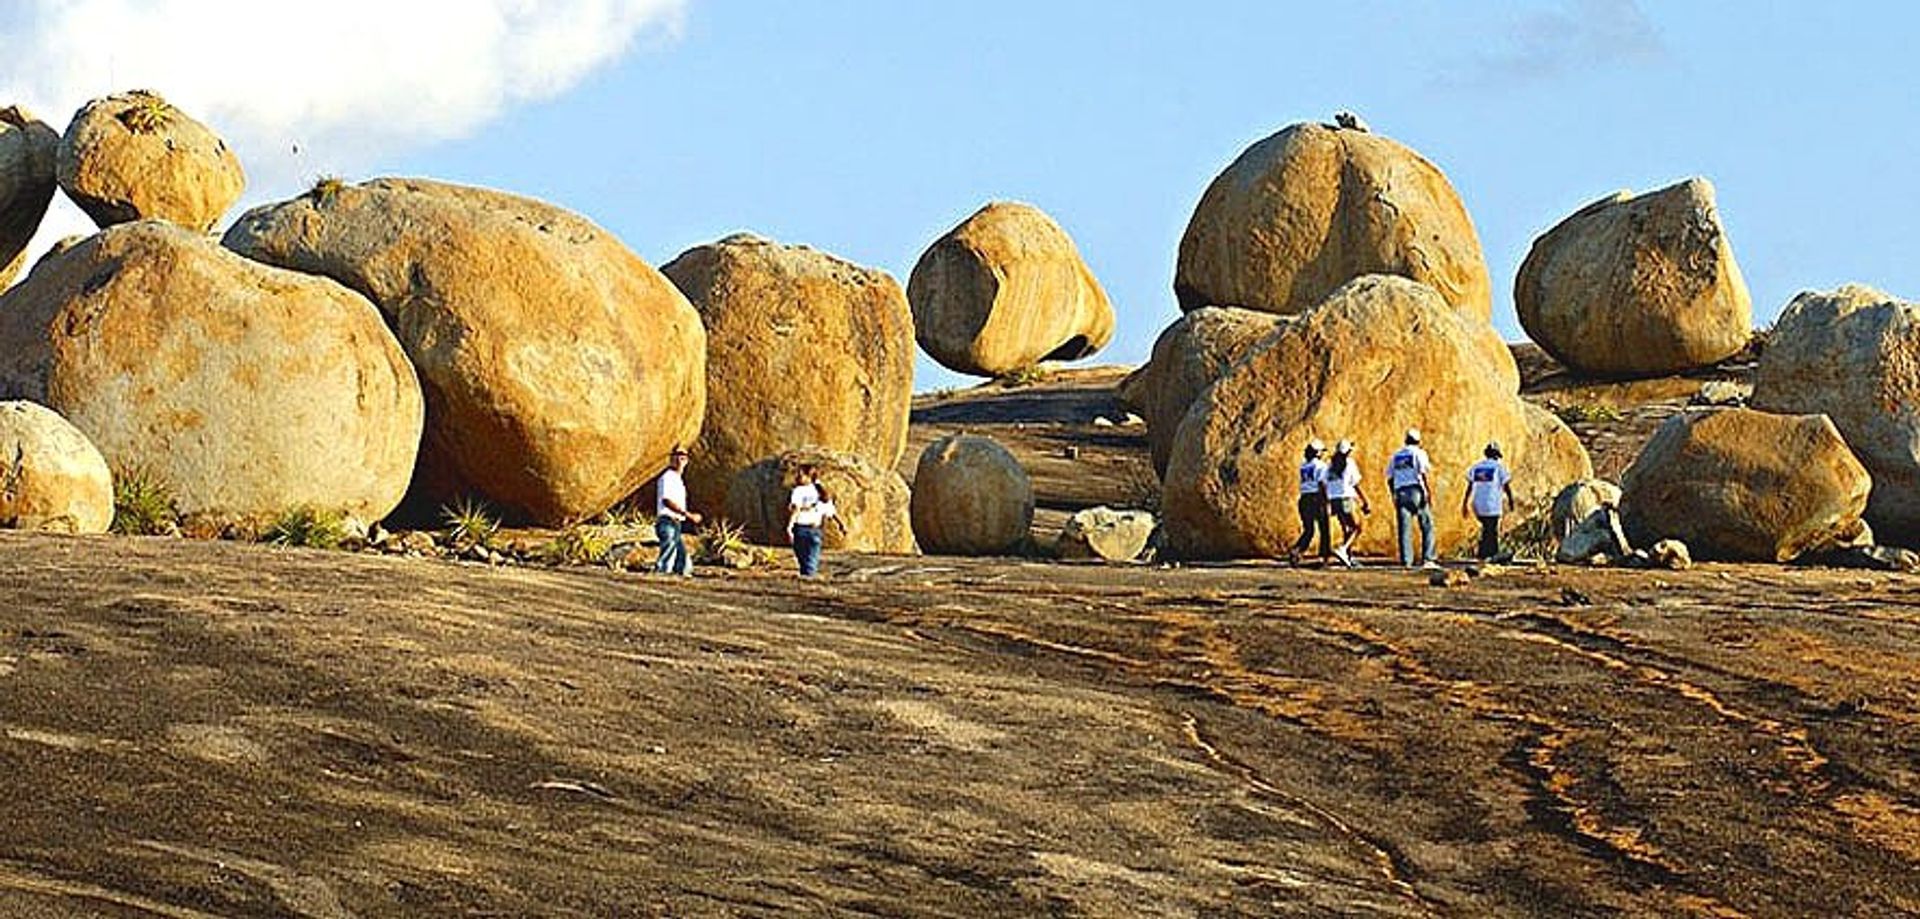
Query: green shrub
xmin=110 ymin=465 xmax=179 ymax=536
xmin=1553 ymin=402 xmax=1624 ymax=425
xmin=693 ymin=518 xmax=754 ymax=567
xmin=261 ymin=506 xmax=348 ymax=550
xmin=309 ymin=175 xmax=347 ymax=204
xmin=1502 ymin=497 xmax=1558 ymax=562
xmin=996 ymin=365 xmax=1051 ymax=387
xmin=441 ymin=498 xmax=500 ymax=551
xmin=117 ymin=91 xmax=175 ymax=134
xmin=546 ymin=525 xmax=611 ymax=566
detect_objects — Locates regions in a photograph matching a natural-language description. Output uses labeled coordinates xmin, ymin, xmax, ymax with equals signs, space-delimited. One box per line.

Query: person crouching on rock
xmin=1287 ymin=439 xmax=1332 ymax=566
xmin=1326 ymin=440 xmax=1372 ymax=568
xmin=653 ymin=445 xmax=701 ymax=575
xmin=787 ymin=465 xmax=836 ymax=577
xmin=1388 ymin=428 xmax=1438 ymax=569
xmin=1461 ymin=442 xmax=1515 ymax=561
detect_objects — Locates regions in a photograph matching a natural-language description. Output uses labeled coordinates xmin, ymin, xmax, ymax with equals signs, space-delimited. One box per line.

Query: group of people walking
xmin=651 ymin=446 xmax=838 ymax=578
xmin=1287 ymin=430 xmax=1515 ymax=569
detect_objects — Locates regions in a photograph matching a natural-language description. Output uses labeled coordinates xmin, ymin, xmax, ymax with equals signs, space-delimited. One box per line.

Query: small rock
xmin=1121 ymin=413 xmax=1145 ymax=426
xmin=1062 ymin=445 xmax=1081 ymax=460
xmin=1092 ymin=417 xmax=1115 ymax=428
xmin=1649 ymin=538 xmax=1693 ymax=571
xmin=1692 ymin=380 xmax=1751 ymax=407
xmin=1057 ymin=506 xmax=1157 ymax=562
xmin=1429 ymin=567 xmax=1470 ymax=588
xmin=396 ymin=530 xmax=438 ymax=556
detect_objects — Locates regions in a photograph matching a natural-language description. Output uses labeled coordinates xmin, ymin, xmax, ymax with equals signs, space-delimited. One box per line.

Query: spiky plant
xmin=110 ymin=465 xmax=179 ymax=536
xmin=692 ymin=518 xmax=753 ymax=567
xmin=546 ymin=525 xmax=611 ymax=566
xmin=261 ymin=506 xmax=347 ymax=550
xmin=441 ymin=498 xmax=500 ymax=551
xmin=1502 ymin=497 xmax=1559 ymax=563
xmin=996 ymin=365 xmax=1052 ymax=388
xmin=309 ymin=175 xmax=347 ymax=204
xmin=117 ymin=91 xmax=175 ymax=134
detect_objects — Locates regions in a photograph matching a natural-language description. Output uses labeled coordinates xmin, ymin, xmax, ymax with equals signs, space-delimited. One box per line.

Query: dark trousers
xmin=793 ymin=525 xmax=823 ymax=577
xmin=1292 ymin=494 xmax=1331 ymax=557
xmin=1476 ymin=515 xmax=1502 ymax=560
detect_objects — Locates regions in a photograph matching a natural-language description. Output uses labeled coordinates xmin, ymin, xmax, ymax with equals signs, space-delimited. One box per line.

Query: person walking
xmin=1461 ymin=442 xmax=1515 ymax=560
xmin=1325 ymin=440 xmax=1372 ymax=568
xmin=1287 ymin=439 xmax=1332 ymax=566
xmin=653 ymin=445 xmax=701 ymax=575
xmin=787 ymin=464 xmax=837 ymax=577
xmin=1388 ymin=429 xmax=1438 ymax=569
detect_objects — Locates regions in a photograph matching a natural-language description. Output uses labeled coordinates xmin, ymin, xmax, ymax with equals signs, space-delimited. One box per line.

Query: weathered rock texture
xmin=1751 ymin=284 xmax=1920 ymax=546
xmin=1163 ymin=275 xmax=1591 ymax=560
xmin=1120 ymin=306 xmax=1281 ymax=476
xmin=0 ymin=106 xmax=58 ymax=289
xmin=1552 ymin=479 xmax=1627 ymax=563
xmin=1175 ymin=122 xmax=1491 ymax=321
xmin=0 ymin=222 xmax=422 ymax=526
xmin=55 ymin=91 xmax=245 ymax=232
xmin=1056 ymin=506 xmax=1157 ymax=562
xmin=0 ymin=400 xmax=114 ymax=534
xmin=662 ymin=234 xmax=913 ymax=514
xmin=910 ymin=434 xmax=1033 ymax=556
xmin=1515 ymin=178 xmax=1752 ymax=378
xmin=908 ymin=201 xmax=1114 ymax=377
xmin=223 ymin=178 xmax=705 ymax=525
xmin=726 ymin=447 xmax=916 ymax=555
xmin=1621 ymin=408 xmax=1871 ymax=562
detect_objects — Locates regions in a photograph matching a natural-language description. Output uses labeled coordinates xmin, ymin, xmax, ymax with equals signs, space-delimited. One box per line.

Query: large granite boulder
xmin=1620 ymin=408 xmax=1872 ymax=562
xmin=55 ymin=91 xmax=245 ymax=232
xmin=1552 ymin=479 xmax=1628 ymax=563
xmin=1175 ymin=120 xmax=1491 ymax=321
xmin=910 ymin=434 xmax=1033 ymax=556
xmin=1163 ymin=275 xmax=1591 ymax=559
xmin=662 ymin=234 xmax=913 ymax=514
xmin=224 ymin=178 xmax=705 ymax=525
xmin=908 ymin=201 xmax=1114 ymax=377
xmin=1515 ymin=178 xmax=1752 ymax=378
xmin=725 ymin=446 xmax=916 ymax=555
xmin=0 ymin=106 xmax=58 ymax=289
xmin=1120 ymin=306 xmax=1281 ymax=476
xmin=0 ymin=222 xmax=422 ymax=527
xmin=0 ymin=401 xmax=114 ymax=534
xmin=1751 ymin=284 xmax=1920 ymax=546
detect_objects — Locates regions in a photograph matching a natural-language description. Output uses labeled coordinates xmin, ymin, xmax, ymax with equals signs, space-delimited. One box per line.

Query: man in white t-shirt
xmin=1387 ymin=428 xmax=1437 ymax=568
xmin=1460 ymin=442 xmax=1515 ymax=560
xmin=1287 ymin=439 xmax=1332 ymax=566
xmin=653 ymin=445 xmax=702 ymax=575
xmin=1325 ymin=440 xmax=1372 ymax=568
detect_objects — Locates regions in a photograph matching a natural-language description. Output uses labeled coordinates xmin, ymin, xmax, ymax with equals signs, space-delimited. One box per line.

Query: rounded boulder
xmin=725 ymin=447 xmax=916 ymax=555
xmin=1121 ymin=306 xmax=1283 ymax=476
xmin=1 ymin=106 xmax=58 ymax=289
xmin=0 ymin=401 xmax=114 ymax=534
xmin=910 ymin=434 xmax=1033 ymax=556
xmin=56 ymin=91 xmax=245 ymax=232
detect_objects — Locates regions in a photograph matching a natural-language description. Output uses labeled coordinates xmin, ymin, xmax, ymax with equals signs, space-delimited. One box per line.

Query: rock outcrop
xmin=1163 ymin=275 xmax=1590 ymax=559
xmin=1751 ymin=284 xmax=1920 ymax=546
xmin=1515 ymin=179 xmax=1752 ymax=378
xmin=725 ymin=447 xmax=916 ymax=555
xmin=910 ymin=434 xmax=1033 ymax=556
xmin=908 ymin=201 xmax=1114 ymax=377
xmin=223 ymin=178 xmax=704 ymax=525
xmin=662 ymin=234 xmax=913 ymax=514
xmin=1621 ymin=408 xmax=1871 ymax=562
xmin=1056 ymin=506 xmax=1157 ymax=562
xmin=1120 ymin=306 xmax=1281 ymax=476
xmin=1552 ymin=480 xmax=1628 ymax=563
xmin=0 ymin=106 xmax=58 ymax=289
xmin=0 ymin=401 xmax=114 ymax=534
xmin=1175 ymin=121 xmax=1491 ymax=321
xmin=0 ymin=222 xmax=422 ymax=527
xmin=56 ymin=91 xmax=244 ymax=232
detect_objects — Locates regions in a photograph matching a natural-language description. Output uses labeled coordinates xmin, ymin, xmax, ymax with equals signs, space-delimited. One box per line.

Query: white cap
xmin=1405 ymin=428 xmax=1421 ymax=444
xmin=1336 ymin=439 xmax=1354 ymax=453
xmin=1307 ymin=438 xmax=1326 ymax=453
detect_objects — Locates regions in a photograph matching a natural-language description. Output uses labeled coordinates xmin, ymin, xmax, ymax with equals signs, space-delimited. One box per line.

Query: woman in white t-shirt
xmin=787 ymin=464 xmax=837 ymax=577
xmin=1324 ymin=440 xmax=1373 ymax=568
xmin=1460 ymin=442 xmax=1515 ymax=560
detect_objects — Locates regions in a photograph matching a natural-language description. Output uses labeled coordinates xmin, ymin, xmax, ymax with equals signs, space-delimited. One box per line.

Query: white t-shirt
xmin=1467 ymin=459 xmax=1512 ymax=517
xmin=789 ymin=483 xmax=832 ymax=528
xmin=1325 ymin=459 xmax=1362 ymax=500
xmin=655 ymin=468 xmax=688 ymax=520
xmin=1388 ymin=446 xmax=1432 ymax=490
xmin=1297 ymin=458 xmax=1328 ymax=496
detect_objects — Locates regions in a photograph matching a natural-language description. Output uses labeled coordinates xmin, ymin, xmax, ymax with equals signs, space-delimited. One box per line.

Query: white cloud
xmin=1437 ymin=0 xmax=1670 ymax=90
xmin=1 ymin=0 xmax=686 ymax=280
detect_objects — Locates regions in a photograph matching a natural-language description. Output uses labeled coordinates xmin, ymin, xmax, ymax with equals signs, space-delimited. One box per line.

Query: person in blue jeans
xmin=653 ymin=446 xmax=701 ymax=575
xmin=1387 ymin=429 xmax=1438 ymax=569
xmin=786 ymin=464 xmax=836 ymax=577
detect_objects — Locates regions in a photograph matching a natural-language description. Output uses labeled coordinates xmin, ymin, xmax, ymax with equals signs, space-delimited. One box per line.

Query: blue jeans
xmin=654 ymin=516 xmax=688 ymax=575
xmin=792 ymin=525 xmax=822 ymax=577
xmin=1393 ymin=486 xmax=1436 ymax=566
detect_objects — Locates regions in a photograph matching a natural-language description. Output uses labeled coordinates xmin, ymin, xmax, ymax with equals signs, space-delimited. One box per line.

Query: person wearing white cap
xmin=1287 ymin=439 xmax=1332 ymax=566
xmin=1460 ymin=441 xmax=1515 ymax=560
xmin=1324 ymin=439 xmax=1372 ymax=567
xmin=1387 ymin=428 xmax=1437 ymax=568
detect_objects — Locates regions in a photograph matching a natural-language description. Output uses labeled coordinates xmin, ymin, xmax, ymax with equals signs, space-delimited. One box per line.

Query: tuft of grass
xmin=441 ymin=498 xmax=500 ymax=551
xmin=110 ymin=464 xmax=179 ymax=536
xmin=309 ymin=174 xmax=347 ymax=204
xmin=1552 ymin=401 xmax=1624 ymax=425
xmin=117 ymin=91 xmax=175 ymax=134
xmin=546 ymin=524 xmax=611 ymax=566
xmin=1120 ymin=461 xmax=1162 ymax=514
xmin=995 ymin=365 xmax=1052 ymax=388
xmin=693 ymin=518 xmax=753 ymax=567
xmin=261 ymin=506 xmax=347 ymax=550
xmin=1502 ymin=497 xmax=1558 ymax=562
xmin=595 ymin=499 xmax=653 ymax=531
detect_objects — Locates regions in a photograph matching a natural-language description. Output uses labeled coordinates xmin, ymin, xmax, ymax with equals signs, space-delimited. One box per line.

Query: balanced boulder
xmin=1620 ymin=408 xmax=1871 ymax=562
xmin=0 ymin=222 xmax=422 ymax=527
xmin=1163 ymin=275 xmax=1590 ymax=559
xmin=1056 ymin=506 xmax=1157 ymax=562
xmin=0 ymin=106 xmax=58 ymax=289
xmin=1516 ymin=178 xmax=1752 ymax=378
xmin=908 ymin=201 xmax=1114 ymax=376
xmin=910 ymin=434 xmax=1033 ymax=555
xmin=56 ymin=91 xmax=244 ymax=232
xmin=0 ymin=401 xmax=113 ymax=534
xmin=224 ymin=178 xmax=705 ymax=525
xmin=662 ymin=234 xmax=913 ymax=514
xmin=1175 ymin=121 xmax=1491 ymax=321
xmin=1751 ymin=285 xmax=1920 ymax=546
xmin=725 ymin=446 xmax=915 ymax=555
xmin=1120 ymin=306 xmax=1281 ymax=476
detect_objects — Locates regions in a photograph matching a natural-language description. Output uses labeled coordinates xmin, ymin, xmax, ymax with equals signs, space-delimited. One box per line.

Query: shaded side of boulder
xmin=725 ymin=447 xmax=916 ymax=555
xmin=224 ymin=178 xmax=704 ymax=525
xmin=1751 ymin=284 xmax=1920 ymax=546
xmin=0 ymin=106 xmax=59 ymax=289
xmin=1515 ymin=179 xmax=1752 ymax=378
xmin=1551 ymin=479 xmax=1627 ymax=563
xmin=1551 ymin=479 xmax=1622 ymax=538
xmin=55 ymin=91 xmax=245 ymax=232
xmin=1125 ymin=306 xmax=1283 ymax=476
xmin=1056 ymin=506 xmax=1157 ymax=562
xmin=1620 ymin=408 xmax=1871 ymax=562
xmin=663 ymin=234 xmax=913 ymax=514
xmin=908 ymin=201 xmax=1114 ymax=376
xmin=0 ymin=400 xmax=113 ymax=534
xmin=1175 ymin=122 xmax=1491 ymax=321
xmin=909 ymin=434 xmax=1033 ymax=556
xmin=0 ymin=222 xmax=423 ymax=527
